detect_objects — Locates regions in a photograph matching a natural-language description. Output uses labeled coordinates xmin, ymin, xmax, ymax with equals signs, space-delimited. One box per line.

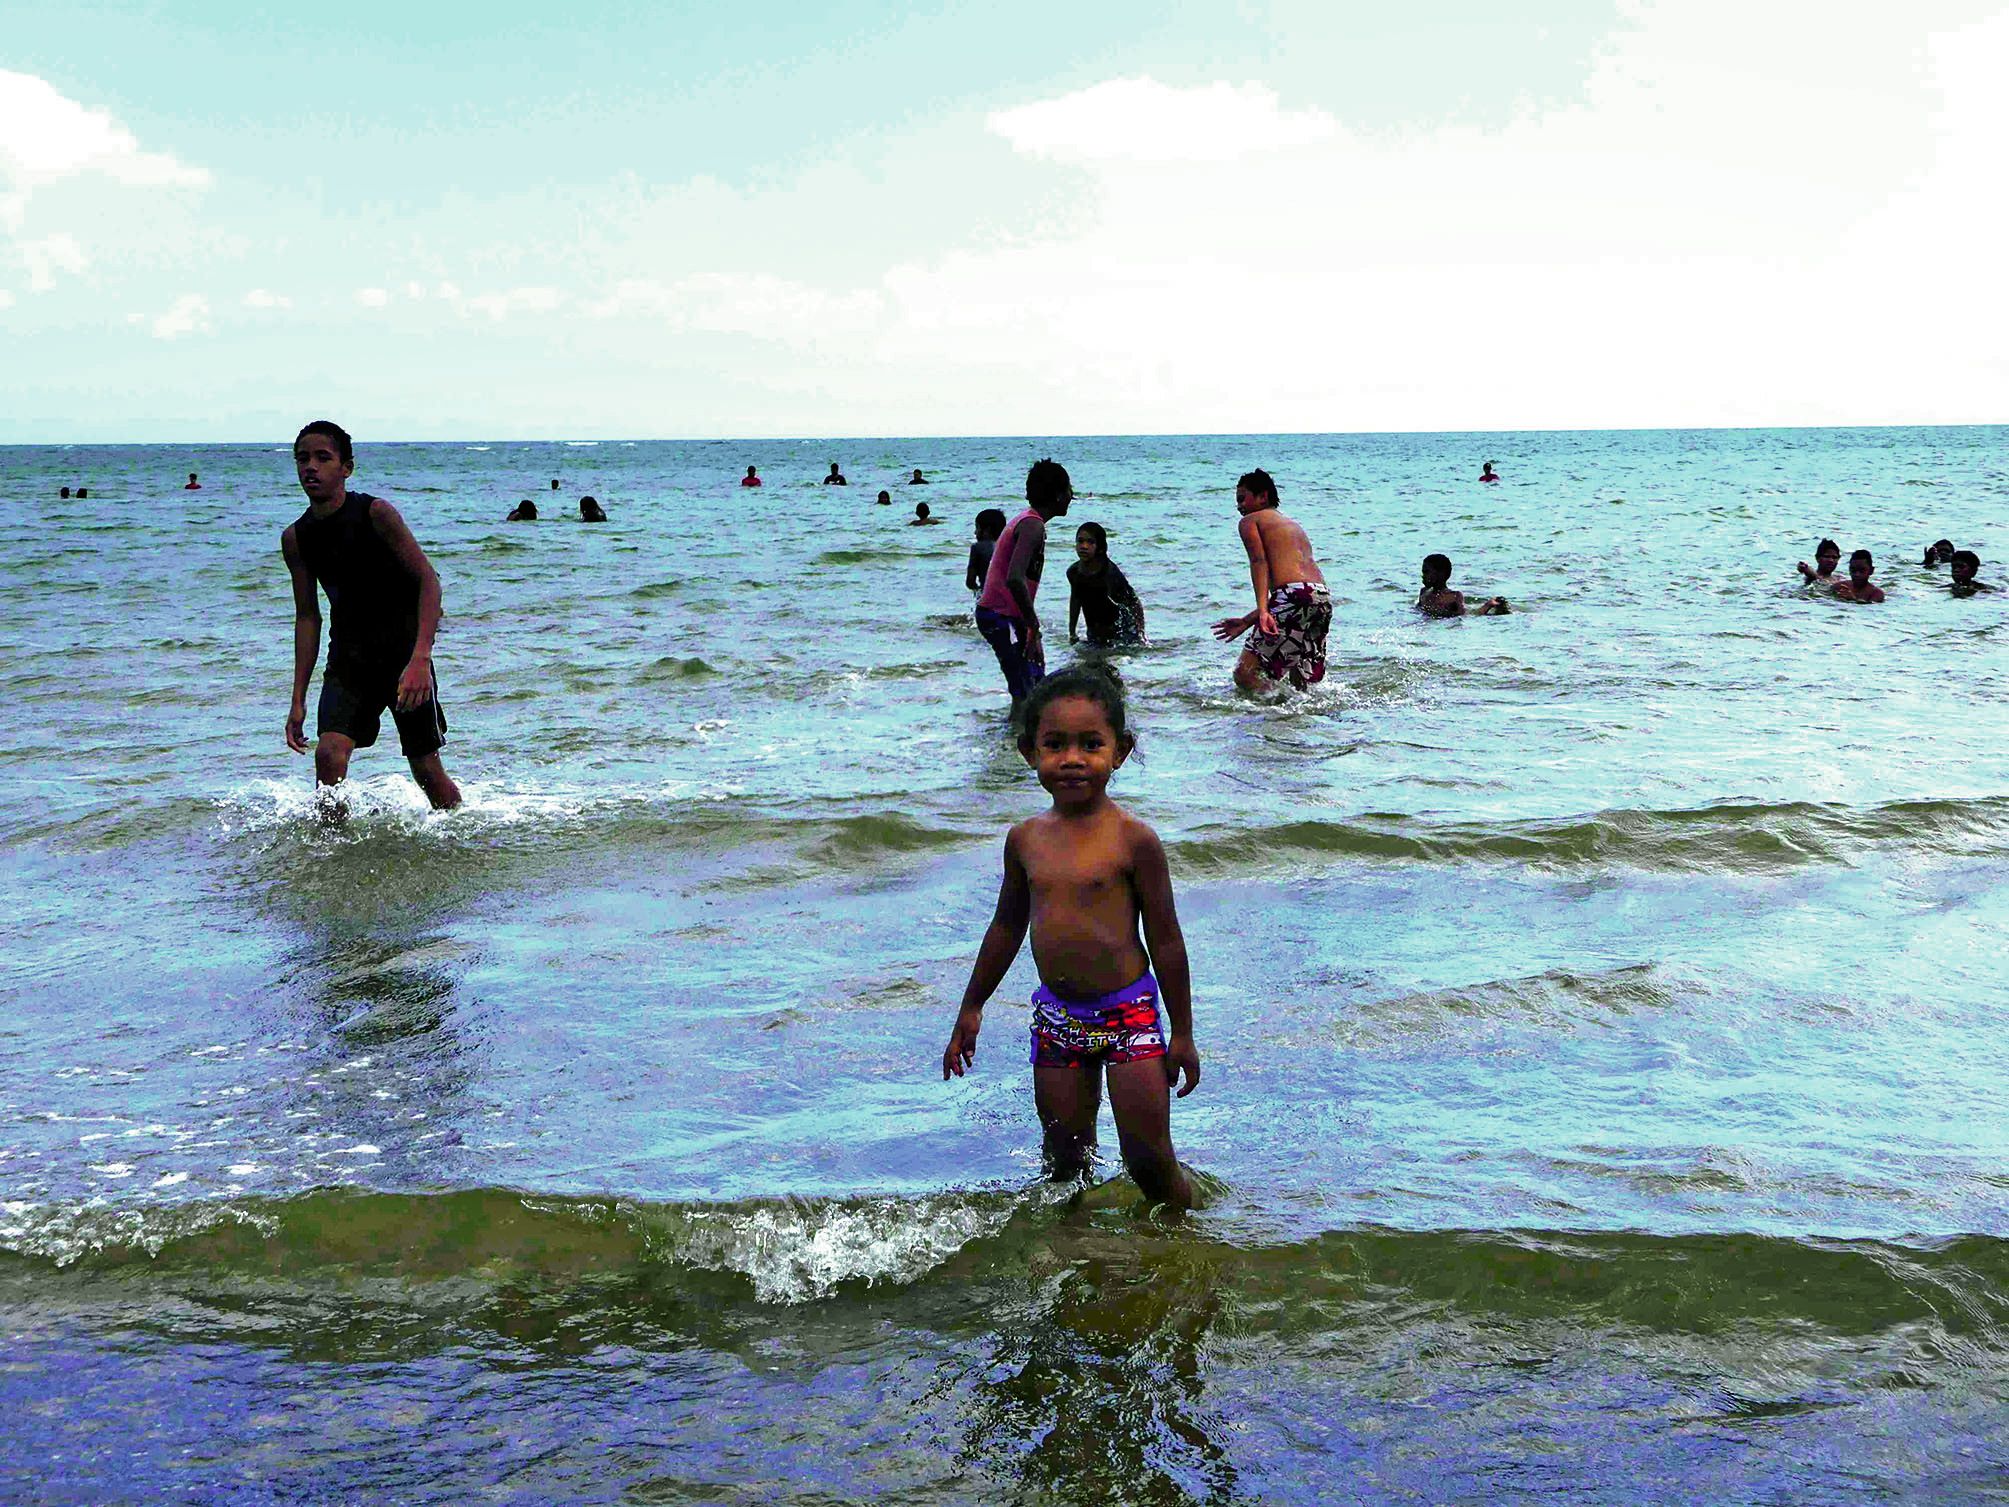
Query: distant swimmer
xmin=967 ymin=508 xmax=1007 ymax=595
xmin=1210 ymin=469 xmax=1332 ymax=691
xmin=1417 ymin=553 xmax=1508 ymax=616
xmin=281 ymin=419 xmax=460 ymax=811
xmin=939 ymin=664 xmax=1198 ymax=1210
xmin=74 ymin=487 xmax=87 ymax=498
xmin=1832 ymin=548 xmax=1885 ymax=603
xmin=742 ymin=466 xmax=763 ymax=488
xmin=877 ymin=489 xmax=892 ymax=505
xmin=184 ymin=471 xmax=202 ymax=490
xmin=1068 ymin=521 xmax=1146 ymax=646
xmin=910 ymin=469 xmax=929 ymax=484
xmin=1949 ymin=549 xmax=1994 ymax=595
xmin=578 ymin=495 xmax=606 ymax=522
xmin=910 ymin=501 xmax=941 ymax=526
xmin=1479 ymin=461 xmax=1499 ymax=483
xmin=550 ymin=478 xmax=560 ymax=491
xmin=1923 ymin=538 xmax=1955 ymax=567
xmin=507 ymin=499 xmax=539 ymax=521
xmin=59 ymin=486 xmax=71 ymax=499
xmin=824 ymin=462 xmax=848 ymax=486
xmin=1797 ymin=538 xmax=1841 ymax=588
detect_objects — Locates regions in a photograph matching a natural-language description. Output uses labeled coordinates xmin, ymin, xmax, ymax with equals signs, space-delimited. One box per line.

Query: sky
xmin=4 ymin=0 xmax=2008 ymax=440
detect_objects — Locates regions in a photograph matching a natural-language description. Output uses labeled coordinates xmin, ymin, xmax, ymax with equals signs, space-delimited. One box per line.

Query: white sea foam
xmin=658 ymin=1190 xmax=1036 ymax=1304
xmin=214 ymin=773 xmax=737 ymax=836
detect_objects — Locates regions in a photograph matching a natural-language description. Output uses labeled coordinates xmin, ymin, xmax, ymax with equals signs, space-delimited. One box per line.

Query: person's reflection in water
xmin=952 ymin=1233 xmax=1239 ymax=1500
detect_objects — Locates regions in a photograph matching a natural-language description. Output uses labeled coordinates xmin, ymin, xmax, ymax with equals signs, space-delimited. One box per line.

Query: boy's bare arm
xmin=943 ymin=830 xmax=1033 ymax=1078
xmin=281 ymin=527 xmax=322 ymax=753
xmin=367 ymin=499 xmax=445 ymax=709
xmin=1131 ymin=824 xmax=1199 ymax=1097
xmin=1240 ymin=514 xmax=1276 ymax=633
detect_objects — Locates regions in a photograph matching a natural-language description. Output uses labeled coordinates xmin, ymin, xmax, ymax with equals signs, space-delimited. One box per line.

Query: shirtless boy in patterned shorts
xmin=1210 ymin=468 xmax=1333 ymax=691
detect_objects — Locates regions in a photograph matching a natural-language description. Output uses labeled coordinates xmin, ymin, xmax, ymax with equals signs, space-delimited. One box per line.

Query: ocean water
xmin=2 ymin=428 xmax=2007 ymax=1504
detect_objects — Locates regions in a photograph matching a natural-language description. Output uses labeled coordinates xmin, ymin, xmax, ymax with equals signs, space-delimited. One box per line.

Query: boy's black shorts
xmin=317 ymin=658 xmax=447 ymax=758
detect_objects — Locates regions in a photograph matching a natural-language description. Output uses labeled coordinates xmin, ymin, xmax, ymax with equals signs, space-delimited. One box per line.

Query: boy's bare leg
xmin=1232 ymin=649 xmax=1269 ymax=692
xmin=1034 ymin=1064 xmax=1101 ymax=1181
xmin=312 ymin=732 xmax=356 ymax=820
xmin=314 ymin=731 xmax=355 ymax=789
xmin=1106 ymin=1058 xmax=1193 ymax=1209
xmin=408 ymin=752 xmax=462 ymax=811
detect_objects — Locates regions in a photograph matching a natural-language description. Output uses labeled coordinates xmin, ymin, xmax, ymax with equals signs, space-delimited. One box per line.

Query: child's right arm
xmin=1240 ymin=514 xmax=1277 ymax=635
xmin=942 ymin=829 xmax=1032 ymax=1079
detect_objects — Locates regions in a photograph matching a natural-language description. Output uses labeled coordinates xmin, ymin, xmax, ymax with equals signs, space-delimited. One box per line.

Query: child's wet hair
xmin=1850 ymin=548 xmax=1873 ymax=567
xmin=295 ymin=419 xmax=354 ymax=467
xmin=1951 ymin=548 xmax=1979 ymax=571
xmin=1075 ymin=520 xmax=1109 ymax=559
xmin=975 ymin=507 xmax=1007 ymax=538
xmin=1422 ymin=552 xmax=1452 ymax=583
xmin=1026 ymin=458 xmax=1072 ymax=509
xmin=1815 ymin=538 xmax=1839 ymax=556
xmin=1237 ymin=468 xmax=1279 ymax=505
xmin=1016 ymin=662 xmax=1132 ymax=752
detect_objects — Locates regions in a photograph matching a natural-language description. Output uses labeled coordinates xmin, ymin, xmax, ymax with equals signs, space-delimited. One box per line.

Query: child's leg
xmin=1033 ymin=1064 xmax=1101 ymax=1180
xmin=1105 ymin=1059 xmax=1193 ymax=1209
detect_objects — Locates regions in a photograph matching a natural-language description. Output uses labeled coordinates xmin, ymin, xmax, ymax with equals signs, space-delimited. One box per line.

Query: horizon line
xmin=5 ymin=418 xmax=2008 ymax=448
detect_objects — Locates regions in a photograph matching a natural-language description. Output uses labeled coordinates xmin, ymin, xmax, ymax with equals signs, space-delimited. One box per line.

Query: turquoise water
xmin=2 ymin=429 xmax=2007 ymax=1502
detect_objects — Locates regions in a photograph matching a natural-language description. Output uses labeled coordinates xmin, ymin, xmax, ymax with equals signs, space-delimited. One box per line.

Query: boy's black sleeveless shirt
xmin=292 ymin=492 xmax=420 ymax=670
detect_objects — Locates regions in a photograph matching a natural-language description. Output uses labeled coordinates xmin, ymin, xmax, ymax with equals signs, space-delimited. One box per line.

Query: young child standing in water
xmin=1067 ymin=521 xmax=1146 ymax=645
xmin=940 ymin=665 xmax=1199 ymax=1209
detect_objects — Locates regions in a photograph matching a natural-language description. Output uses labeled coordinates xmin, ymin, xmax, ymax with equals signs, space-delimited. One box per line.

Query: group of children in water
xmin=1795 ymin=536 xmax=1993 ymax=600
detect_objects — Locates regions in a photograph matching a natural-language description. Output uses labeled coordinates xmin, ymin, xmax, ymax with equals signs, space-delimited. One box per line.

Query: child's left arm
xmin=1132 ymin=825 xmax=1200 ymax=1098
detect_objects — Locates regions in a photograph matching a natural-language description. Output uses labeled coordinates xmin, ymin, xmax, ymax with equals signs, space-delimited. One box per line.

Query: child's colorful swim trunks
xmin=1029 ymin=971 xmax=1167 ymax=1068
xmin=1246 ymin=581 xmax=1332 ymax=689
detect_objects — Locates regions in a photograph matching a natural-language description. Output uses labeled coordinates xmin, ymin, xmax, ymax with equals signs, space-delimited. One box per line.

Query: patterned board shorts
xmin=1029 ymin=971 xmax=1167 ymax=1068
xmin=1246 ymin=581 xmax=1332 ymax=689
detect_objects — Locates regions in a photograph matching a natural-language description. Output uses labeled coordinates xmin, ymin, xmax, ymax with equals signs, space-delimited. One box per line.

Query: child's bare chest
xmin=1024 ymin=845 xmax=1134 ymax=909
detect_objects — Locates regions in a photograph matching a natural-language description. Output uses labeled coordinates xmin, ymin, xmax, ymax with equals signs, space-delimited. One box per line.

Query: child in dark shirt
xmin=967 ymin=509 xmax=1008 ymax=594
xmin=1067 ymin=522 xmax=1146 ymax=646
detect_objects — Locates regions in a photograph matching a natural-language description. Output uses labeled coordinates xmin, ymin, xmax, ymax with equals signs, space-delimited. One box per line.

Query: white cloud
xmin=20 ymin=231 xmax=86 ymax=290
xmin=585 ymin=273 xmax=881 ymax=339
xmin=243 ymin=288 xmax=291 ymax=309
xmin=856 ymin=3 xmax=2009 ymax=431
xmin=0 ymin=289 xmax=14 ymax=309
xmin=0 ymin=71 xmax=208 ymax=230
xmin=460 ymin=285 xmax=565 ymax=320
xmin=148 ymin=293 xmax=210 ymax=340
xmin=355 ymin=286 xmax=391 ymax=308
xmin=989 ymin=77 xmax=1340 ymax=164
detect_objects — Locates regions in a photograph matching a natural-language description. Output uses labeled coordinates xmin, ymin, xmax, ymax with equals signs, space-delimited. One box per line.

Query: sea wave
xmin=1171 ymin=795 xmax=2009 ymax=874
xmin=4 ymin=1187 xmax=2006 ymax=1329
